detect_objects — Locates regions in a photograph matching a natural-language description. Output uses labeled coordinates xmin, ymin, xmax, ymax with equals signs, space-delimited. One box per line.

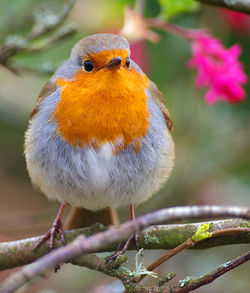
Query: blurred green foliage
xmin=158 ymin=0 xmax=199 ymax=19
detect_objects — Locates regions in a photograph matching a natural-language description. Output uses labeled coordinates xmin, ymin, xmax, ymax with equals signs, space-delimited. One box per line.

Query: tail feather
xmin=64 ymin=206 xmax=120 ymax=230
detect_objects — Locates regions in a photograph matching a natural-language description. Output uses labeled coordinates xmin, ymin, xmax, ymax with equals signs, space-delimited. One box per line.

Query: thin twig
xmin=27 ymin=0 xmax=76 ymax=41
xmin=24 ymin=25 xmax=76 ymax=53
xmin=136 ymin=227 xmax=250 ymax=284
xmin=0 ymin=0 xmax=76 ymax=72
xmin=172 ymin=251 xmax=250 ymax=292
xmin=120 ymin=8 xmax=207 ymax=44
xmin=212 ymin=227 xmax=250 ymax=237
xmin=0 ymin=206 xmax=249 ymax=293
xmin=146 ymin=18 xmax=207 ymax=40
xmin=137 ymin=239 xmax=196 ymax=284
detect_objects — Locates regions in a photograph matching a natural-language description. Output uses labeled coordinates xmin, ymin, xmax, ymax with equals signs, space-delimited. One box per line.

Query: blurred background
xmin=0 ymin=0 xmax=249 ymax=292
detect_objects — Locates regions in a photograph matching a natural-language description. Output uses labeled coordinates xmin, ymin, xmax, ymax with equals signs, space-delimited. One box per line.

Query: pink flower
xmin=187 ymin=34 xmax=247 ymax=104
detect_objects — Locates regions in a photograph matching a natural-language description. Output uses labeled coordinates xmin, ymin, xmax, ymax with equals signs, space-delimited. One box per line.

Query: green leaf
xmin=158 ymin=0 xmax=199 ymax=19
xmin=192 ymin=223 xmax=212 ymax=242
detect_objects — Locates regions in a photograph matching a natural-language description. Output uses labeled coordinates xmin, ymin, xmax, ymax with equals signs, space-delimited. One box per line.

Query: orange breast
xmin=53 ymin=59 xmax=149 ymax=149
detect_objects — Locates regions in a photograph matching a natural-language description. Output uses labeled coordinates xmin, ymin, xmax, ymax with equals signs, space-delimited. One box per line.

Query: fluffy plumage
xmin=24 ymin=33 xmax=175 ymax=212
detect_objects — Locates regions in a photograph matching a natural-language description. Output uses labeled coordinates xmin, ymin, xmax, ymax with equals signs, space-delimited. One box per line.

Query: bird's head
xmin=54 ymin=34 xmax=149 ymax=148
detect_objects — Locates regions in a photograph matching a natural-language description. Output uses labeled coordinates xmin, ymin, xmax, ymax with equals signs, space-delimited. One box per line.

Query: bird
xmin=24 ymin=33 xmax=175 ymax=257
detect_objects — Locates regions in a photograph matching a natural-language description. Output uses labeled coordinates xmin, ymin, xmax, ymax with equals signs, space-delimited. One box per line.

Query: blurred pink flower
xmin=187 ymin=34 xmax=247 ymax=104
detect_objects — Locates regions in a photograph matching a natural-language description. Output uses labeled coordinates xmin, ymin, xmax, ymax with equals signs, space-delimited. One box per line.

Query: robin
xmin=24 ymin=33 xmax=175 ymax=257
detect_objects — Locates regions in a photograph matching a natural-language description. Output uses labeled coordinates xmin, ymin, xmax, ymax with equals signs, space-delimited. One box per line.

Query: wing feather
xmin=30 ymin=80 xmax=57 ymax=120
xmin=148 ymin=80 xmax=174 ymax=131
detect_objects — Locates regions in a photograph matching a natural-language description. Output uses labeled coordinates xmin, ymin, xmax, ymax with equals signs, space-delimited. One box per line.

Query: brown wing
xmin=30 ymin=80 xmax=57 ymax=120
xmin=148 ymin=80 xmax=174 ymax=131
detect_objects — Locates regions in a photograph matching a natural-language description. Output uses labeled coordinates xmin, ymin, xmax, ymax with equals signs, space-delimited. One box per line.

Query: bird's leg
xmin=106 ymin=204 xmax=140 ymax=262
xmin=35 ymin=201 xmax=67 ymax=250
xmin=130 ymin=204 xmax=140 ymax=251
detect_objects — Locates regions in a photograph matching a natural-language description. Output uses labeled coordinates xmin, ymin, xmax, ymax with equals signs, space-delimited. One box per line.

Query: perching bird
xmin=24 ymin=33 xmax=175 ymax=256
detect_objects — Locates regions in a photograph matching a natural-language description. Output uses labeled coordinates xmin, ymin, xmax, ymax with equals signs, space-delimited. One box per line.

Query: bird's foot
xmin=35 ymin=218 xmax=66 ymax=250
xmin=106 ymin=231 xmax=140 ymax=262
xmin=35 ymin=218 xmax=66 ymax=272
xmin=34 ymin=202 xmax=66 ymax=272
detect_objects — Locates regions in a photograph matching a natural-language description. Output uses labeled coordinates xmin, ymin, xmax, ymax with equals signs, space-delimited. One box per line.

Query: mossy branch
xmin=0 ymin=205 xmax=249 ymax=293
xmin=0 ymin=219 xmax=249 ymax=271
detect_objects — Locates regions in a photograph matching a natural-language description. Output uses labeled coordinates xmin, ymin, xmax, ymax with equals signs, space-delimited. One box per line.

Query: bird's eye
xmin=126 ymin=57 xmax=130 ymax=68
xmin=83 ymin=60 xmax=94 ymax=72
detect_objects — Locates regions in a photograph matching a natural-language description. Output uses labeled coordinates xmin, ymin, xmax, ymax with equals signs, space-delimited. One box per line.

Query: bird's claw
xmin=106 ymin=231 xmax=140 ymax=263
xmin=35 ymin=218 xmax=66 ymax=250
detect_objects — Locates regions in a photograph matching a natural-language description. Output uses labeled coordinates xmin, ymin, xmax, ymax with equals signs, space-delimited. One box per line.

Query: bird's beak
xmin=104 ymin=57 xmax=122 ymax=69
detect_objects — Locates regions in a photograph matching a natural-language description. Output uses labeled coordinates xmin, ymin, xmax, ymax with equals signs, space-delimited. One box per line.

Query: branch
xmin=134 ymin=226 xmax=250 ymax=284
xmin=70 ymin=254 xmax=149 ymax=292
xmin=196 ymin=0 xmax=250 ymax=14
xmin=0 ymin=223 xmax=105 ymax=271
xmin=74 ymin=249 xmax=250 ymax=293
xmin=28 ymin=0 xmax=76 ymax=40
xmin=0 ymin=0 xmax=76 ymax=73
xmin=24 ymin=25 xmax=76 ymax=53
xmin=0 ymin=205 xmax=249 ymax=293
xmin=135 ymin=238 xmax=196 ymax=285
xmin=70 ymin=228 xmax=250 ymax=293
xmin=1 ymin=215 xmax=250 ymax=271
xmin=172 ymin=251 xmax=250 ymax=292
xmin=146 ymin=18 xmax=207 ymax=40
xmin=1 ymin=219 xmax=249 ymax=271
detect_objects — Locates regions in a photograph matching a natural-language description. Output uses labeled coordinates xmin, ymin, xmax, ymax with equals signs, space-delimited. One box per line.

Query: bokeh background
xmin=0 ymin=0 xmax=249 ymax=292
